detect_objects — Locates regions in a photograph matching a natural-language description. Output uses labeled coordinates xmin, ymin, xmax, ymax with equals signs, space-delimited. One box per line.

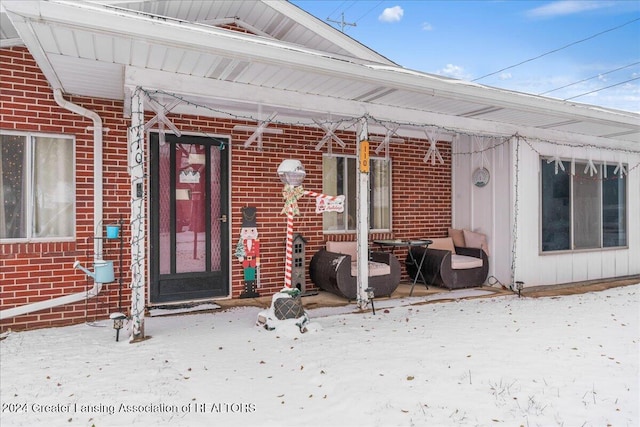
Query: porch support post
xmin=356 ymin=117 xmax=370 ymax=309
xmin=129 ymin=87 xmax=146 ymax=341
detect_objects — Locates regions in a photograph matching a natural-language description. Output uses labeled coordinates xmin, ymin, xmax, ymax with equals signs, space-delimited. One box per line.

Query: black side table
xmin=373 ymin=239 xmax=432 ymax=296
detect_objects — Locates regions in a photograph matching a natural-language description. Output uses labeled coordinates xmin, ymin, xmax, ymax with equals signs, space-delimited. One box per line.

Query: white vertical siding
xmin=615 ymin=250 xmax=631 ymax=276
xmin=453 ymin=134 xmax=512 ymax=285
xmin=555 ymin=254 xmax=574 ymax=284
xmin=514 ymin=139 xmax=640 ymax=287
xmin=453 ymin=135 xmax=639 ymax=288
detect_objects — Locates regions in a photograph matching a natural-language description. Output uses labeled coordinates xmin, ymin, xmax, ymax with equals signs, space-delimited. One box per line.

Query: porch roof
xmin=2 ymin=0 xmax=639 ymax=147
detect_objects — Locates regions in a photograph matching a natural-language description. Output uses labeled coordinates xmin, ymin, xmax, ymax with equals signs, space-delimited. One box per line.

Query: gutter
xmin=0 ymin=89 xmax=105 ymax=321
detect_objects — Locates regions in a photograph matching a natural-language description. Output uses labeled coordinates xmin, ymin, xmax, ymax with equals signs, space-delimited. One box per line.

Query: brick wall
xmin=1 ymin=47 xmax=452 ymax=331
xmin=1 ymin=47 xmax=131 ymax=331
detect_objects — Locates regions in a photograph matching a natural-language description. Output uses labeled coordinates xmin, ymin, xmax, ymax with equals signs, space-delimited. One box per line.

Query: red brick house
xmin=2 ymin=1 xmax=638 ymax=335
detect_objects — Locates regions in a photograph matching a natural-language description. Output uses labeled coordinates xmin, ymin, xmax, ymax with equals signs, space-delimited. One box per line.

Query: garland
xmin=281 ymin=184 xmax=305 ymax=216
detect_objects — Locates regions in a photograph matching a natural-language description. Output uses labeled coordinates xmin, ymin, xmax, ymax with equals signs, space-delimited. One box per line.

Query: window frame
xmin=0 ymin=130 xmax=76 ymax=243
xmin=321 ymin=153 xmax=392 ymax=234
xmin=539 ymin=156 xmax=628 ymax=254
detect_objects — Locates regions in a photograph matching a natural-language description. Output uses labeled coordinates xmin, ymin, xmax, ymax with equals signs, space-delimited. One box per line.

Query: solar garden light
xmin=365 ymin=287 xmax=376 ymax=315
xmin=109 ymin=312 xmax=127 ymax=342
xmin=516 ymin=281 xmax=524 ymax=298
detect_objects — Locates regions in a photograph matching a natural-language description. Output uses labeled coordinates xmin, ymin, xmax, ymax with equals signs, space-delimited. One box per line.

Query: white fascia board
xmin=0 ymin=38 xmax=24 ymax=47
xmin=4 ymin=0 xmax=377 ymax=67
xmin=6 ymin=0 xmax=639 ymax=130
xmin=3 ymin=11 xmax=63 ymax=90
xmin=125 ymin=66 xmax=636 ymax=149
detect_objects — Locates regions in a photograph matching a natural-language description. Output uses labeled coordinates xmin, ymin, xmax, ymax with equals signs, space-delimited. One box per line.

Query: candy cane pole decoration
xmin=281 ymin=184 xmax=304 ymax=290
xmin=281 ymin=185 xmax=343 ymax=290
xmin=284 ymin=202 xmax=295 ymax=289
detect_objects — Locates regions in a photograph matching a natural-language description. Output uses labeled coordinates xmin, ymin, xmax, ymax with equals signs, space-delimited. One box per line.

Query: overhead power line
xmin=538 ymin=61 xmax=640 ymax=95
xmin=563 ymin=76 xmax=640 ymax=101
xmin=472 ymin=16 xmax=640 ymax=82
xmin=327 ymin=12 xmax=356 ymax=32
xmin=327 ymin=1 xmax=350 ymax=20
xmin=327 ymin=1 xmax=384 ymax=32
xmin=353 ymin=1 xmax=384 ymax=25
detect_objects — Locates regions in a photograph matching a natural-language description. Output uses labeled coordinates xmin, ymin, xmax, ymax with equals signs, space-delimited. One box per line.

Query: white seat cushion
xmin=451 ymin=254 xmax=483 ymax=270
xmin=327 ymin=242 xmax=391 ymax=277
xmin=350 ymin=261 xmax=391 ymax=277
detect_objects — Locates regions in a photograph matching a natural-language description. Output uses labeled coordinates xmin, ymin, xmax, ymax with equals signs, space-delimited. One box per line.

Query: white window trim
xmin=322 ymin=153 xmax=392 ymax=234
xmin=0 ymin=130 xmax=76 ymax=243
xmin=538 ymin=156 xmax=628 ymax=254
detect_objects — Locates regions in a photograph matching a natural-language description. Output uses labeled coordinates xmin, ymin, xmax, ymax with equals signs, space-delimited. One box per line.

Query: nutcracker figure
xmin=236 ymin=207 xmax=260 ymax=298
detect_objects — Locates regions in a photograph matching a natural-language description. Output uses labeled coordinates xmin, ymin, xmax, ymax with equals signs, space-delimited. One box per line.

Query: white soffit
xmin=92 ymin=0 xmax=395 ymax=65
xmin=48 ymin=54 xmax=125 ymax=99
xmin=0 ymin=6 xmax=21 ymax=46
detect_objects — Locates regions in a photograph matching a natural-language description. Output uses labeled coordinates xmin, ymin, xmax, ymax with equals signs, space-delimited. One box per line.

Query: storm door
xmin=150 ymin=133 xmax=229 ymax=303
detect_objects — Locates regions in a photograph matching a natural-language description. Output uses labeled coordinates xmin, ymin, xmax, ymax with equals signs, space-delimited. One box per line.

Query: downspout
xmin=52 ymin=88 xmax=104 ymax=251
xmin=0 ymin=89 xmax=105 ymax=321
xmin=0 ymin=285 xmax=103 ymax=320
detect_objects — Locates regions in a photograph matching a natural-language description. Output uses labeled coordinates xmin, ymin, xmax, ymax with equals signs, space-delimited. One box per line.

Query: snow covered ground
xmin=1 ymin=284 xmax=638 ymax=427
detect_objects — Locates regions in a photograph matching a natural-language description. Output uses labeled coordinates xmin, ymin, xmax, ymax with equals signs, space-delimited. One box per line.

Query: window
xmin=322 ymin=155 xmax=391 ymax=232
xmin=541 ymin=158 xmax=626 ymax=252
xmin=0 ymin=132 xmax=75 ymax=240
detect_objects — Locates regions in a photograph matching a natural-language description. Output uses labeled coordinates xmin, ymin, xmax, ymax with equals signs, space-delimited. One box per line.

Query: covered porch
xmin=2 ymin=0 xmax=639 ymax=336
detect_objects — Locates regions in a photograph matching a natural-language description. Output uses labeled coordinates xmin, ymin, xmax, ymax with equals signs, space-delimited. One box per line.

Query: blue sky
xmin=291 ymin=1 xmax=640 ymax=113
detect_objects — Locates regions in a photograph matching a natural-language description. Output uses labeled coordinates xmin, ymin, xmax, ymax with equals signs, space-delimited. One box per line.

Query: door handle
xmin=219 ymin=214 xmax=227 ymax=223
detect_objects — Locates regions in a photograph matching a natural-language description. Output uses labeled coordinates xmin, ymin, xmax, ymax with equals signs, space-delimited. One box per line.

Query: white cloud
xmin=499 ymin=72 xmax=512 ymax=80
xmin=422 ymin=22 xmax=433 ymax=31
xmin=527 ymin=1 xmax=615 ymax=18
xmin=379 ymin=6 xmax=404 ymax=23
xmin=438 ymin=64 xmax=470 ymax=80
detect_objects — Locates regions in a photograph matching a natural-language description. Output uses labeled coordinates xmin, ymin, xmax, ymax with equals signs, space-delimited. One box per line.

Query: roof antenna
xmin=327 ymin=12 xmax=356 ymax=32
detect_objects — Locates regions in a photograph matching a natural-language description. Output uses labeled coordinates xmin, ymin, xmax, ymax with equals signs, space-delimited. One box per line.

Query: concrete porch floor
xmin=213 ymin=275 xmax=639 ymax=312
